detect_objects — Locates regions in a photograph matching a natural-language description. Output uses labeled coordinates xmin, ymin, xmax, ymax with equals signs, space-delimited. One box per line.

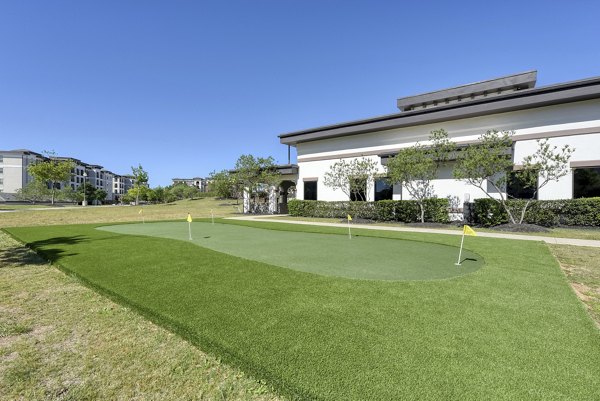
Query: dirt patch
xmin=571 ymin=283 xmax=593 ymax=302
xmin=491 ymin=223 xmax=551 ymax=233
xmin=405 ymin=222 xmax=457 ymax=229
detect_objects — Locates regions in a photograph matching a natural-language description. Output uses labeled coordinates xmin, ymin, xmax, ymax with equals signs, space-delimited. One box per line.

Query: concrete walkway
xmin=226 ymin=215 xmax=600 ymax=248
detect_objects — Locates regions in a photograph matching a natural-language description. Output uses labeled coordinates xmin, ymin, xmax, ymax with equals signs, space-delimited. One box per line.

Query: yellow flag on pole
xmin=347 ymin=214 xmax=352 ymax=221
xmin=463 ymin=225 xmax=476 ymax=236
xmin=138 ymin=209 xmax=143 ymax=214
xmin=187 ymin=213 xmax=192 ymax=223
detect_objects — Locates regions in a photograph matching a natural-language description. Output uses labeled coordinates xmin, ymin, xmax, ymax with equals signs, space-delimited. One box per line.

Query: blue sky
xmin=1 ymin=1 xmax=599 ymax=186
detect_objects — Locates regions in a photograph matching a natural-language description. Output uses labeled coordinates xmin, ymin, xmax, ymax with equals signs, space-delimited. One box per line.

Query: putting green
xmin=98 ymin=222 xmax=483 ymax=280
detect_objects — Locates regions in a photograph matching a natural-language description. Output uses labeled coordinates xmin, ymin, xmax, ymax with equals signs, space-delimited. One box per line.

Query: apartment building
xmin=0 ymin=149 xmax=46 ymax=194
xmin=171 ymin=177 xmax=210 ymax=192
xmin=0 ymin=149 xmax=137 ymax=203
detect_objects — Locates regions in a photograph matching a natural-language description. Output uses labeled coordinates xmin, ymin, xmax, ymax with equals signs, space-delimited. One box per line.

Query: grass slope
xmin=4 ymin=221 xmax=600 ymax=400
xmin=98 ymin=222 xmax=483 ymax=280
xmin=0 ymin=232 xmax=281 ymax=401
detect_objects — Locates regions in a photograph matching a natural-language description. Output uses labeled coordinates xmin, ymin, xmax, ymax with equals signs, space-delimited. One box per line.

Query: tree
xmin=131 ymin=164 xmax=149 ymax=206
xmin=168 ymin=183 xmax=188 ymax=201
xmin=57 ymin=186 xmax=79 ymax=204
xmin=232 ymin=155 xmax=280 ymax=213
xmin=183 ymin=184 xmax=200 ymax=200
xmin=385 ymin=129 xmax=454 ymax=223
xmin=147 ymin=186 xmax=163 ymax=203
xmin=77 ymin=182 xmax=108 ymax=204
xmin=95 ymin=189 xmax=108 ymax=203
xmin=123 ymin=186 xmax=149 ymax=204
xmin=323 ymin=157 xmax=378 ymax=202
xmin=453 ymin=131 xmax=574 ymax=225
xmin=512 ymin=138 xmax=574 ymax=223
xmin=77 ymin=182 xmax=97 ymax=204
xmin=209 ymin=170 xmax=237 ymax=199
xmin=28 ymin=156 xmax=75 ymax=204
xmin=15 ymin=180 xmax=51 ymax=203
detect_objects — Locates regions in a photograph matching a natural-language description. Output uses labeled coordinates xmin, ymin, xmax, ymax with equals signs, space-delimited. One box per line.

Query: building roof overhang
xmin=279 ymin=75 xmax=600 ymax=146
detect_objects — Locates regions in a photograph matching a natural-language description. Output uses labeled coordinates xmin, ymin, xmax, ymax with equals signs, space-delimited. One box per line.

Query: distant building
xmin=0 ymin=149 xmax=138 ymax=203
xmin=0 ymin=149 xmax=45 ymax=194
xmin=171 ymin=177 xmax=210 ymax=192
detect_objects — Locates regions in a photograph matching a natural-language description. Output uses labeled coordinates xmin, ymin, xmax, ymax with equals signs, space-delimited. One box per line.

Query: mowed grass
xmin=0 ymin=231 xmax=282 ymax=401
xmin=5 ymin=220 xmax=600 ymax=400
xmin=0 ymin=197 xmax=239 ymax=228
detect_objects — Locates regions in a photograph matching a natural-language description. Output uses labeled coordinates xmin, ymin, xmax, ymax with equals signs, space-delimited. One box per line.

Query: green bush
xmin=473 ymin=197 xmax=600 ymax=227
xmin=288 ymin=199 xmax=449 ymax=223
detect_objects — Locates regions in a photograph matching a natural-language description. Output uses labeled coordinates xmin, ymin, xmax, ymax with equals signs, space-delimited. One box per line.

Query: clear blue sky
xmin=1 ymin=1 xmax=599 ymax=186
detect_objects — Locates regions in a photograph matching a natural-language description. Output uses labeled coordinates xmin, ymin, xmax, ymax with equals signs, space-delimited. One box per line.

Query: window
xmin=374 ymin=178 xmax=393 ymax=201
xmin=0 ymin=168 xmax=3 ymax=174
xmin=304 ymin=181 xmax=317 ymax=200
xmin=507 ymin=171 xmax=537 ymax=199
xmin=574 ymin=167 xmax=600 ymax=198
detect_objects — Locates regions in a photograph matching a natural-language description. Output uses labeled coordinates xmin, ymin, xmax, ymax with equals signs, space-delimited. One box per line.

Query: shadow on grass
xmin=0 ymin=245 xmax=47 ymax=267
xmin=25 ymin=235 xmax=90 ymax=264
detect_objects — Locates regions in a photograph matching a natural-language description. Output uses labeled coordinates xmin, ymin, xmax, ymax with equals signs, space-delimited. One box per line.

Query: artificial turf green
xmin=4 ymin=221 xmax=600 ymax=401
xmin=98 ymin=222 xmax=483 ymax=280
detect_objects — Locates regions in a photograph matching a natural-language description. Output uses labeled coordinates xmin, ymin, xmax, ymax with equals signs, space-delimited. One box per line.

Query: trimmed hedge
xmin=287 ymin=198 xmax=450 ymax=223
xmin=472 ymin=197 xmax=600 ymax=227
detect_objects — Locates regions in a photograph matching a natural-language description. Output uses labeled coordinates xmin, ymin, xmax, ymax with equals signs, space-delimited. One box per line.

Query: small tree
xmin=453 ymin=131 xmax=574 ymax=225
xmin=183 ymin=185 xmax=201 ymax=200
xmin=16 ymin=180 xmax=51 ymax=203
xmin=57 ymin=186 xmax=79 ymax=204
xmin=323 ymin=157 xmax=378 ymax=202
xmin=385 ymin=129 xmax=454 ymax=223
xmin=28 ymin=154 xmax=75 ymax=204
xmin=209 ymin=170 xmax=237 ymax=199
xmin=124 ymin=186 xmax=149 ymax=204
xmin=232 ymin=155 xmax=280 ymax=213
xmin=95 ymin=189 xmax=108 ymax=204
xmin=512 ymin=138 xmax=574 ymax=223
xmin=131 ymin=164 xmax=149 ymax=206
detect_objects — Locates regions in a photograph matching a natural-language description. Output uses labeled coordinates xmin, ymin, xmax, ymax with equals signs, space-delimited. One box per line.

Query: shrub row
xmin=287 ymin=199 xmax=450 ymax=223
xmin=472 ymin=197 xmax=600 ymax=227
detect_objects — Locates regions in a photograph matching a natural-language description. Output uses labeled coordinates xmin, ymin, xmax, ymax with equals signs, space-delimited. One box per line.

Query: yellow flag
xmin=347 ymin=214 xmax=352 ymax=221
xmin=187 ymin=213 xmax=192 ymax=223
xmin=138 ymin=209 xmax=143 ymax=214
xmin=463 ymin=225 xmax=476 ymax=236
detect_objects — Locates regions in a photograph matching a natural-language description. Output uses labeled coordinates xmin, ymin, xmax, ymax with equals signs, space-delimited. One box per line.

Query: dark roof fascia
xmin=279 ymin=76 xmax=600 ymax=146
xmin=396 ymin=70 xmax=537 ymax=111
xmin=0 ymin=149 xmax=45 ymax=158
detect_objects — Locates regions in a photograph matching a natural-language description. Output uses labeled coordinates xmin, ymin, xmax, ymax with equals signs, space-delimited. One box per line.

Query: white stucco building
xmin=279 ymin=71 xmax=600 ymax=204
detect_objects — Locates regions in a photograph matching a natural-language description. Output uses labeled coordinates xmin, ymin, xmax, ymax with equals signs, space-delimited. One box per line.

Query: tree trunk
xmin=518 ymin=199 xmax=533 ymax=224
xmin=419 ymin=201 xmax=425 ymax=223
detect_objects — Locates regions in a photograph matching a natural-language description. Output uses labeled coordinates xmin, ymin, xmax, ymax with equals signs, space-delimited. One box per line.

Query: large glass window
xmin=574 ymin=167 xmax=600 ymax=198
xmin=374 ymin=178 xmax=393 ymax=201
xmin=304 ymin=181 xmax=317 ymax=200
xmin=507 ymin=171 xmax=537 ymax=199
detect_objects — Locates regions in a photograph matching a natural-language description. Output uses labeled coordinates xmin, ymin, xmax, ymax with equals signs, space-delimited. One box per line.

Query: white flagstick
xmin=455 ymin=230 xmax=465 ymax=266
xmin=188 ymin=221 xmax=192 ymax=240
xmin=348 ymin=217 xmax=352 ymax=239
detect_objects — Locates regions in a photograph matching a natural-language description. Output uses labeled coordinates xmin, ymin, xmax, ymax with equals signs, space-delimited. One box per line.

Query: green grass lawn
xmin=4 ymin=220 xmax=600 ymax=400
